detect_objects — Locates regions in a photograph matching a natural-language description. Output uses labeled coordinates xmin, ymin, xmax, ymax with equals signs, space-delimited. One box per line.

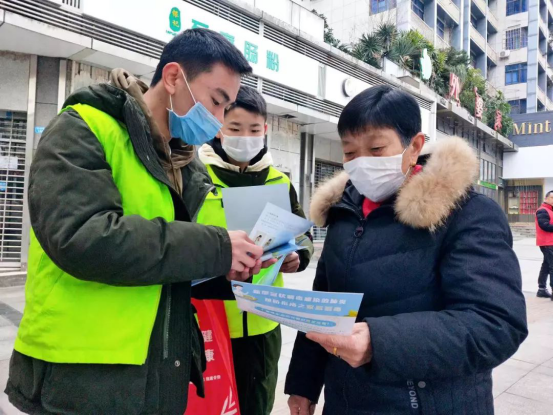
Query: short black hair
xmin=225 ymin=86 xmax=267 ymax=120
xmin=547 ymin=190 xmax=553 ymax=198
xmin=337 ymin=85 xmax=421 ymax=147
xmin=151 ymin=29 xmax=252 ymax=86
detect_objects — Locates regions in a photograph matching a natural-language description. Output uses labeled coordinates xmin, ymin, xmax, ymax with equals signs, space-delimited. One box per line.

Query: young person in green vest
xmin=5 ymin=29 xmax=273 ymax=415
xmin=197 ymin=86 xmax=314 ymax=415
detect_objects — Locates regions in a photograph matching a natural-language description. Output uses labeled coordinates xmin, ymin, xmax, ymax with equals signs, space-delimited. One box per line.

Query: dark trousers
xmin=538 ymin=246 xmax=553 ymax=288
xmin=231 ymin=325 xmax=282 ymax=415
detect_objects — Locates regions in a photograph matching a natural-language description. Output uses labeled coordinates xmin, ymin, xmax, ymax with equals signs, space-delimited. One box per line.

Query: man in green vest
xmin=197 ymin=86 xmax=314 ymax=415
xmin=5 ymin=29 xmax=270 ymax=415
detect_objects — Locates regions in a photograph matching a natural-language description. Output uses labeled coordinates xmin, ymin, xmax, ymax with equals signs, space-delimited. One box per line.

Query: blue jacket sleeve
xmin=537 ymin=208 xmax=553 ymax=232
xmin=284 ymin=254 xmax=329 ymax=403
xmin=364 ymin=195 xmax=528 ymax=382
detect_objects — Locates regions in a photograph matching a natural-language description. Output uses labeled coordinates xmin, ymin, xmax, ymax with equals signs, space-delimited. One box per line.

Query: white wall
xmin=0 ymin=52 xmax=30 ymax=112
xmin=267 ymin=115 xmax=302 ymax=190
xmin=314 ymin=136 xmax=343 ymax=164
xmin=544 ymin=178 xmax=553 ymax=193
xmin=503 ymin=145 xmax=553 ymax=179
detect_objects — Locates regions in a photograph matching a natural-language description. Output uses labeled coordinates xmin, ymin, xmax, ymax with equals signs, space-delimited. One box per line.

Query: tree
xmin=485 ymin=92 xmax=514 ymax=137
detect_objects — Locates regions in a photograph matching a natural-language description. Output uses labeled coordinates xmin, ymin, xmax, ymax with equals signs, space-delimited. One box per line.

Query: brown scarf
xmin=109 ymin=68 xmax=194 ymax=193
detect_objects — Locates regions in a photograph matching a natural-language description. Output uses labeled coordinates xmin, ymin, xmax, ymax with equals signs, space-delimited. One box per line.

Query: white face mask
xmin=222 ymin=135 xmax=265 ymax=162
xmin=344 ymin=149 xmax=408 ymax=202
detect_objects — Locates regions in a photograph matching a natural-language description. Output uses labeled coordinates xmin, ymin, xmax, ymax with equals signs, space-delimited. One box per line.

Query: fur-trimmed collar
xmin=310 ymin=137 xmax=479 ymax=232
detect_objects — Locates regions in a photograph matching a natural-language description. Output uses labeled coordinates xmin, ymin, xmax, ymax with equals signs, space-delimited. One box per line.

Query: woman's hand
xmin=281 ymin=252 xmax=301 ymax=273
xmin=306 ymin=322 xmax=373 ymax=369
xmin=288 ymin=395 xmax=316 ymax=415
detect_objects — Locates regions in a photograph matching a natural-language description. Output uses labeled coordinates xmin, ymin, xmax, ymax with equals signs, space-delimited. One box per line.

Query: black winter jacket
xmin=285 ymin=138 xmax=528 ymax=415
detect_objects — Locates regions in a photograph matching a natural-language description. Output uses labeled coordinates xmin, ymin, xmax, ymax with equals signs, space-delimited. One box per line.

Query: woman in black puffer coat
xmin=285 ymin=85 xmax=528 ymax=415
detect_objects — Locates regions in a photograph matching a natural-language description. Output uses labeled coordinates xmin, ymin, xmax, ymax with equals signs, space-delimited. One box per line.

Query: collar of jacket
xmin=542 ymin=202 xmax=553 ymax=211
xmin=198 ymin=141 xmax=274 ymax=173
xmin=64 ymin=83 xmax=214 ymax=219
xmin=310 ymin=137 xmax=479 ymax=232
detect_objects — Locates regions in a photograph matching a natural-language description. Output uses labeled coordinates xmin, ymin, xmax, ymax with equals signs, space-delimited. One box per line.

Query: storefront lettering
xmin=169 ymin=7 xmax=181 ymax=32
xmin=267 ymin=51 xmax=279 ymax=72
xmin=474 ymin=87 xmax=484 ymax=119
xmin=244 ymin=41 xmax=259 ymax=64
xmin=447 ymin=73 xmax=461 ymax=105
xmin=513 ymin=120 xmax=552 ymax=135
xmin=494 ymin=110 xmax=502 ymax=132
xmin=191 ymin=19 xmax=209 ymax=29
xmin=220 ymin=32 xmax=235 ymax=44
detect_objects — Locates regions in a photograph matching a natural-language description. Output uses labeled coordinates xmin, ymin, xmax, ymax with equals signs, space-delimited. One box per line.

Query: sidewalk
xmin=0 ymin=238 xmax=550 ymax=414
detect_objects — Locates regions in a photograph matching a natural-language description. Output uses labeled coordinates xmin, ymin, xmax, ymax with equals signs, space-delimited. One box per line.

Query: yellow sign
xmin=513 ymin=120 xmax=552 ymax=135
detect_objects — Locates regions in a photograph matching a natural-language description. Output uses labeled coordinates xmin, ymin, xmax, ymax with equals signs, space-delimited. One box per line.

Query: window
xmin=412 ymin=0 xmax=425 ymax=19
xmin=505 ymin=28 xmax=528 ymax=50
xmin=507 ymin=0 xmax=527 ymax=16
xmin=371 ymin=0 xmax=396 ymax=14
xmin=437 ymin=16 xmax=445 ymax=39
xmin=505 ymin=63 xmax=527 ymax=85
xmin=508 ymin=99 xmax=527 ymax=114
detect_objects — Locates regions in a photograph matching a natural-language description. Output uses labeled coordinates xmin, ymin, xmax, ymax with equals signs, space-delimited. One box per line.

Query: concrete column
xmin=397 ymin=0 xmax=413 ymax=31
xmin=20 ymin=55 xmax=37 ymax=270
xmin=528 ymin=0 xmax=540 ymax=112
xmin=463 ymin=0 xmax=472 ymax=53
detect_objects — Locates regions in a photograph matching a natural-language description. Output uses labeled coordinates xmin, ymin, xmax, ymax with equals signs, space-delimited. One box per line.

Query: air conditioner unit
xmin=500 ymin=50 xmax=511 ymax=59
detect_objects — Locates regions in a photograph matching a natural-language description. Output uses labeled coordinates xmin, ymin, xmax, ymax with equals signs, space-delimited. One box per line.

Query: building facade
xmin=503 ymin=111 xmax=553 ymax=222
xmin=0 ymin=0 xmax=515 ymax=268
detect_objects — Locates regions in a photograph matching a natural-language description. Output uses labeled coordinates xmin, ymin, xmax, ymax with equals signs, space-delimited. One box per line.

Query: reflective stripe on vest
xmin=15 ymin=104 xmax=174 ymax=365
xmin=196 ymin=164 xmax=290 ymax=338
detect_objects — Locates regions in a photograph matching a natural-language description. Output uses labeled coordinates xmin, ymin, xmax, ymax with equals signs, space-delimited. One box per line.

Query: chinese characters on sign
xmin=244 ymin=41 xmax=259 ymax=64
xmin=494 ymin=110 xmax=502 ymax=132
xmin=447 ymin=73 xmax=461 ymax=105
xmin=267 ymin=51 xmax=279 ymax=72
xmin=205 ymin=349 xmax=215 ymax=363
xmin=474 ymin=87 xmax=484 ymax=119
xmin=169 ymin=7 xmax=181 ymax=32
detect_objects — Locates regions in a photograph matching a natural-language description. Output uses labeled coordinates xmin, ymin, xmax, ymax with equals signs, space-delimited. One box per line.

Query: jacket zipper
xmin=163 ymin=284 xmax=172 ymax=359
xmin=162 ymin=184 xmax=215 ymax=360
xmin=335 ymin=205 xmax=365 ymax=290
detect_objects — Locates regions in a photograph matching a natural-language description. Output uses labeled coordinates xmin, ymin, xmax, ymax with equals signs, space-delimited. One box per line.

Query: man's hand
xmin=226 ymin=231 xmax=263 ymax=281
xmin=281 ymin=252 xmax=301 ymax=273
xmin=306 ymin=322 xmax=373 ymax=369
xmin=288 ymin=395 xmax=316 ymax=415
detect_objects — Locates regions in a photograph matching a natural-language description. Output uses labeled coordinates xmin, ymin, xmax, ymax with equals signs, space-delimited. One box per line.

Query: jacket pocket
xmin=41 ymin=362 xmax=148 ymax=415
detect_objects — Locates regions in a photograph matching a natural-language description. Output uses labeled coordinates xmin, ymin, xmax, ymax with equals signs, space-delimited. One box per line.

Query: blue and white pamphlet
xmin=232 ymin=282 xmax=364 ymax=335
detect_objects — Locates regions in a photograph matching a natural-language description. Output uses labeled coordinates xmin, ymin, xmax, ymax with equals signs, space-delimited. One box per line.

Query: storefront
xmin=503 ymin=111 xmax=553 ymax=223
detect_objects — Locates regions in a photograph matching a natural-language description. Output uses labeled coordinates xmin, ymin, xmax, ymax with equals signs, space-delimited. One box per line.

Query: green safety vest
xmin=15 ymin=104 xmax=174 ymax=365
xmin=196 ymin=164 xmax=289 ymax=338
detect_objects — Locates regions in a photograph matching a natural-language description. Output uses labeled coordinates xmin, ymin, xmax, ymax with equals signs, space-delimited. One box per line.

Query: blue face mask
xmin=168 ymin=70 xmax=222 ymax=146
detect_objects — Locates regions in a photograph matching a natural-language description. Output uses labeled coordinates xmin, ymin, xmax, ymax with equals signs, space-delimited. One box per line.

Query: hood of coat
xmin=310 ymin=137 xmax=479 ymax=232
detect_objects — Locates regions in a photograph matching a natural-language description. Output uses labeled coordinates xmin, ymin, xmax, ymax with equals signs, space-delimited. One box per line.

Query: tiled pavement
xmin=0 ymin=238 xmax=551 ymax=414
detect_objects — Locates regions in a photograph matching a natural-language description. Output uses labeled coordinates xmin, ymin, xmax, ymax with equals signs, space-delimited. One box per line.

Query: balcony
xmin=547 ymin=97 xmax=553 ymax=111
xmin=538 ymin=87 xmax=547 ymax=105
xmin=438 ymin=0 xmax=461 ymax=24
xmin=539 ymin=14 xmax=549 ymax=36
xmin=471 ymin=28 xmax=486 ymax=52
xmin=488 ymin=10 xmax=500 ymax=32
xmin=539 ymin=51 xmax=548 ymax=69
xmin=436 ymin=36 xmax=450 ymax=49
xmin=473 ymin=0 xmax=486 ymax=14
xmin=488 ymin=43 xmax=498 ymax=64
xmin=412 ymin=12 xmax=434 ymax=44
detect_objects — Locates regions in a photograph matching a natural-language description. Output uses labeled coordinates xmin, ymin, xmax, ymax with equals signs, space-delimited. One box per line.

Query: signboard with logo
xmin=509 ymin=111 xmax=553 ymax=147
xmin=82 ymin=0 xmax=320 ymax=96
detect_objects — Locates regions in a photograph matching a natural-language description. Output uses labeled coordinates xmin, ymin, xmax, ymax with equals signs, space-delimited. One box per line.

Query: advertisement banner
xmin=83 ymin=0 xmax=320 ymax=96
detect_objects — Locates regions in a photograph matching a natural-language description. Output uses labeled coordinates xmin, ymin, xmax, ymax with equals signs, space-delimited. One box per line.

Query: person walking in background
xmin=5 ymin=29 xmax=270 ymax=415
xmin=536 ymin=190 xmax=553 ymax=299
xmin=196 ymin=86 xmax=313 ymax=415
xmin=285 ymin=85 xmax=527 ymax=415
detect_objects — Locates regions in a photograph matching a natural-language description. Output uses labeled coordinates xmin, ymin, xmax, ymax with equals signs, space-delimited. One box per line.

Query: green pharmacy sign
xmin=169 ymin=7 xmax=181 ymax=32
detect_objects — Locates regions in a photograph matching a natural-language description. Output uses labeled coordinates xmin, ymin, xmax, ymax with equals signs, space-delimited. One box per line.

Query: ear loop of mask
xmin=168 ymin=68 xmax=197 ymax=112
